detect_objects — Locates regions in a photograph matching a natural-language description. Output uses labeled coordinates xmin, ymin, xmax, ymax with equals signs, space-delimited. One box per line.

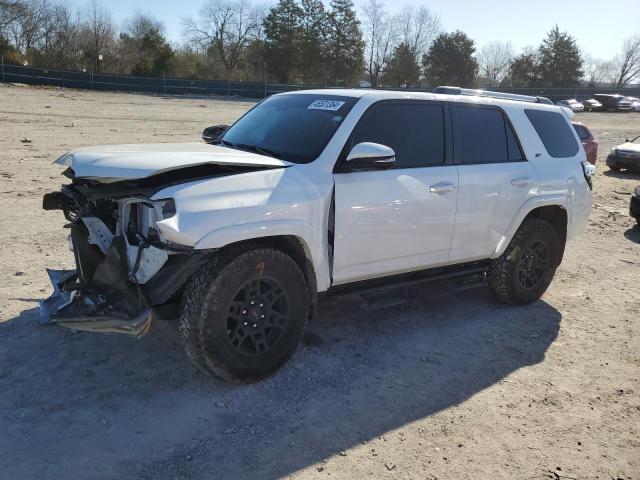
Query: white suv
xmin=41 ymin=87 xmax=593 ymax=383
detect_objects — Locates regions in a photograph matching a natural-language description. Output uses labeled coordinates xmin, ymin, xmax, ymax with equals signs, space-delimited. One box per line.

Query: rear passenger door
xmin=332 ymin=100 xmax=458 ymax=285
xmin=450 ymin=103 xmax=539 ymax=263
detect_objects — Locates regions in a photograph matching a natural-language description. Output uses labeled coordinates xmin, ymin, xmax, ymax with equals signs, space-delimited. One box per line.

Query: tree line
xmin=1 ymin=0 xmax=639 ymax=88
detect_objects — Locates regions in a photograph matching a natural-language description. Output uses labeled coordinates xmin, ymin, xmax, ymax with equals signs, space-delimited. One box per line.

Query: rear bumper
xmin=607 ymin=154 xmax=640 ymax=171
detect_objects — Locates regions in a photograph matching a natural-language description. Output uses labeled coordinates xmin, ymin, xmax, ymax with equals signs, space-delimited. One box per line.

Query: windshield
xmin=221 ymin=93 xmax=358 ymax=164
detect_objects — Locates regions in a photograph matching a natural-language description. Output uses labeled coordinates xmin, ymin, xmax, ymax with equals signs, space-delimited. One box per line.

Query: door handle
xmin=511 ymin=176 xmax=533 ymax=187
xmin=429 ymin=182 xmax=456 ymax=194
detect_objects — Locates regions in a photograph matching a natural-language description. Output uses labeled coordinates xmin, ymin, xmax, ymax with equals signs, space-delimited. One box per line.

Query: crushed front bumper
xmin=39 ymin=227 xmax=155 ymax=337
xmin=40 ymin=269 xmax=153 ymax=336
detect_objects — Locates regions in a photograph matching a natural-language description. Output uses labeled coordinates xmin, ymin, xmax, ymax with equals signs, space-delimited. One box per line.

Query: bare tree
xmin=396 ymin=5 xmax=439 ymax=58
xmin=81 ymin=0 xmax=115 ymax=72
xmin=613 ymin=35 xmax=640 ymax=87
xmin=361 ymin=0 xmax=396 ymax=88
xmin=0 ymin=1 xmax=25 ymax=35
xmin=9 ymin=0 xmax=54 ymax=59
xmin=477 ymin=40 xmax=514 ymax=84
xmin=583 ymin=54 xmax=614 ymax=86
xmin=183 ymin=0 xmax=260 ymax=80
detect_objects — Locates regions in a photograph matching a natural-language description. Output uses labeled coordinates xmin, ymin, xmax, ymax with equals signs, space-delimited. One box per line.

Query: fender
xmin=492 ymin=194 xmax=569 ymax=258
xmin=194 ymin=219 xmax=330 ymax=291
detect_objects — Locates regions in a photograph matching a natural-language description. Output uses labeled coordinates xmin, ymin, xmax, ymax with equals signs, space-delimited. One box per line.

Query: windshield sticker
xmin=308 ymin=100 xmax=346 ymax=111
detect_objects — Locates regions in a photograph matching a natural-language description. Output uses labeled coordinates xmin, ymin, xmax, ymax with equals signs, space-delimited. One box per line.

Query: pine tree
xmin=422 ymin=30 xmax=478 ymax=87
xmin=506 ymin=53 xmax=540 ymax=87
xmin=385 ymin=42 xmax=420 ymax=87
xmin=298 ymin=0 xmax=329 ymax=84
xmin=263 ymin=0 xmax=303 ymax=83
xmin=537 ymin=25 xmax=583 ymax=87
xmin=326 ymin=0 xmax=364 ymax=85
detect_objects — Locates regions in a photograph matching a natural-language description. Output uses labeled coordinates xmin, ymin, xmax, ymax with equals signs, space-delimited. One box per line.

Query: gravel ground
xmin=0 ymin=84 xmax=638 ymax=480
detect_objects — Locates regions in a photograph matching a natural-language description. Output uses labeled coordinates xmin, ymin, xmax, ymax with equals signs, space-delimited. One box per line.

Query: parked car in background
xmin=557 ymin=99 xmax=585 ymax=112
xmin=607 ymin=135 xmax=640 ymax=171
xmin=593 ymin=94 xmax=632 ymax=112
xmin=573 ymin=122 xmax=598 ymax=165
xmin=582 ymin=98 xmax=603 ymax=112
xmin=630 ymin=185 xmax=640 ymax=225
xmin=627 ymin=97 xmax=640 ymax=112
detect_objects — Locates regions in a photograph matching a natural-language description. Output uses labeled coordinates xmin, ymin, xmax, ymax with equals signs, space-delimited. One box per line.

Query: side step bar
xmin=325 ymin=261 xmax=489 ymax=299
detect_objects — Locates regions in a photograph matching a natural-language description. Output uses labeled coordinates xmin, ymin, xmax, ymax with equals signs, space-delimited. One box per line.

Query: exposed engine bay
xmin=37 ymin=168 xmax=245 ymax=335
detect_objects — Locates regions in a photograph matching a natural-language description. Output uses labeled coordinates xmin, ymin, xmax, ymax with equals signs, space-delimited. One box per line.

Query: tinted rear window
xmin=574 ymin=124 xmax=589 ymax=141
xmin=455 ymin=105 xmax=524 ymax=163
xmin=525 ymin=109 xmax=579 ymax=158
xmin=347 ymin=102 xmax=445 ymax=168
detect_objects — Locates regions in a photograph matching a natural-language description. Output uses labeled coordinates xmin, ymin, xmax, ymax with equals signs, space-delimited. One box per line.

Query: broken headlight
xmin=156 ymin=198 xmax=176 ymax=219
xmin=54 ymin=152 xmax=73 ymax=167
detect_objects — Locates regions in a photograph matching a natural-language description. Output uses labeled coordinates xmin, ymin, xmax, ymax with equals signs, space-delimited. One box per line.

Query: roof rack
xmin=432 ymin=86 xmax=553 ymax=105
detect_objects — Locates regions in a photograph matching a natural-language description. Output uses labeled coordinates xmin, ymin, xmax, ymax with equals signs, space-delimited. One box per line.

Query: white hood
xmin=55 ymin=143 xmax=292 ymax=181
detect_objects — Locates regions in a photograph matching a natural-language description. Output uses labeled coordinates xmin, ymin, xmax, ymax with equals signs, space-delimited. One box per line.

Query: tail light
xmin=581 ymin=160 xmax=596 ymax=190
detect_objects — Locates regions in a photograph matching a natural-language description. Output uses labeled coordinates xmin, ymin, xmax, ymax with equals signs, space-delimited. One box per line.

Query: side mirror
xmin=343 ymin=142 xmax=395 ymax=172
xmin=625 ymin=138 xmax=631 ymax=143
xmin=202 ymin=125 xmax=229 ymax=144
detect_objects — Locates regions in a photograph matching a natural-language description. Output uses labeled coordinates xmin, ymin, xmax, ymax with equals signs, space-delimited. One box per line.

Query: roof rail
xmin=432 ymin=86 xmax=553 ymax=105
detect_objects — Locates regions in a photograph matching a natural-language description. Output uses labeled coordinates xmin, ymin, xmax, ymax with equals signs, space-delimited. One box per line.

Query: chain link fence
xmin=1 ymin=61 xmax=639 ymax=101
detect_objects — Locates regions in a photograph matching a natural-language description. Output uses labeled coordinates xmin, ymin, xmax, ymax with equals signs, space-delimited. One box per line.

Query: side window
xmin=525 ymin=109 xmax=579 ymax=158
xmin=454 ymin=105 xmax=524 ymax=164
xmin=574 ymin=125 xmax=589 ymax=141
xmin=347 ymin=102 xmax=445 ymax=168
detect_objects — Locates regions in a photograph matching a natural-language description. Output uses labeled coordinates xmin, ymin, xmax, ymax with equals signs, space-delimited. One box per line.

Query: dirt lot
xmin=0 ymin=84 xmax=638 ymax=480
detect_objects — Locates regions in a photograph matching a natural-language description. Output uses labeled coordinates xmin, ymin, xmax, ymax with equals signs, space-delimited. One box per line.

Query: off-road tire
xmin=487 ymin=218 xmax=560 ymax=305
xmin=608 ymin=164 xmax=621 ymax=172
xmin=179 ymin=246 xmax=309 ymax=383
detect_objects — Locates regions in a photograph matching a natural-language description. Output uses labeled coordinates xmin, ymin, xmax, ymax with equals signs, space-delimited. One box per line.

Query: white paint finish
xmin=62 ymin=143 xmax=291 ymax=180
xmin=152 ymin=165 xmax=334 ymax=291
xmin=332 ymin=166 xmax=459 ymax=285
xmin=54 ymin=88 xmax=593 ymax=293
xmin=451 ymin=161 xmax=539 ymax=263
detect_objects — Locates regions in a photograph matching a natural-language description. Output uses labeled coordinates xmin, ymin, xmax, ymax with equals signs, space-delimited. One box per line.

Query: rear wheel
xmin=488 ymin=218 xmax=560 ymax=305
xmin=179 ymin=247 xmax=309 ymax=383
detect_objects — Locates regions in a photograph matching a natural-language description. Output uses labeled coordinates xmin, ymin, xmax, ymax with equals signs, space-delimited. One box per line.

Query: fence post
xmin=91 ymin=68 xmax=93 ymax=90
xmin=1 ymin=55 xmax=4 ymax=84
xmin=61 ymin=69 xmax=64 ymax=89
xmin=163 ymin=72 xmax=166 ymax=95
xmin=115 ymin=74 xmax=118 ymax=92
xmin=33 ymin=65 xmax=36 ymax=85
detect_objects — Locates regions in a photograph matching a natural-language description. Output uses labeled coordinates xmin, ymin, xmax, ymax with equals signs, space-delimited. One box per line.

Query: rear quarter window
xmin=525 ymin=109 xmax=579 ymax=158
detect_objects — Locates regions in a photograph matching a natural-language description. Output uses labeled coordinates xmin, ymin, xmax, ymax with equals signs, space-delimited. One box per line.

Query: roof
xmin=281 ymin=88 xmax=560 ymax=111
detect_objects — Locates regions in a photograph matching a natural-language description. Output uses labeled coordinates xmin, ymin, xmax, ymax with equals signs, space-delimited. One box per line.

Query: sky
xmin=86 ymin=0 xmax=638 ymax=60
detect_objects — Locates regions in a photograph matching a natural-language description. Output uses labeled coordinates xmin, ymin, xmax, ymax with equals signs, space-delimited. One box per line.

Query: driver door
xmin=332 ymin=100 xmax=458 ymax=285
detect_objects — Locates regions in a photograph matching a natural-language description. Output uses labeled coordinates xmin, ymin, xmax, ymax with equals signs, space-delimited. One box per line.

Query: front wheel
xmin=488 ymin=218 xmax=561 ymax=305
xmin=179 ymin=247 xmax=309 ymax=383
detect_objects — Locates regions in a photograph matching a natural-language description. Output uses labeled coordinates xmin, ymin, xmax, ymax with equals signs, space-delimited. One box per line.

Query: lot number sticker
xmin=308 ymin=100 xmax=346 ymax=111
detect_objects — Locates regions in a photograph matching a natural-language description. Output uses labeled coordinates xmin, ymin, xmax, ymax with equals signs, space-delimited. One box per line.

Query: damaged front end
xmin=41 ymin=181 xmax=203 ymax=336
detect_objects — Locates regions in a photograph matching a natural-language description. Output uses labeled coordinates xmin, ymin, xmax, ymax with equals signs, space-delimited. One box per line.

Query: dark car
xmin=631 ymin=185 xmax=640 ymax=225
xmin=607 ymin=135 xmax=640 ymax=171
xmin=593 ymin=94 xmax=632 ymax=112
xmin=573 ymin=122 xmax=598 ymax=165
xmin=582 ymin=98 xmax=603 ymax=112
